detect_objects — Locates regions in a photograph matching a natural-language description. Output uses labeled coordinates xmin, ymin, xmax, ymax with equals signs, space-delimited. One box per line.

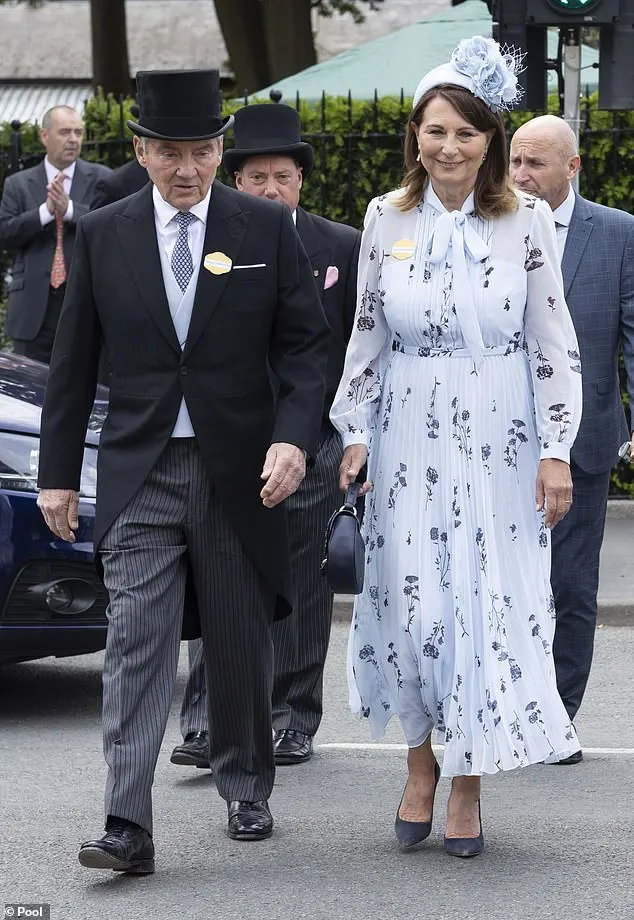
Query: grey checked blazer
xmin=562 ymin=193 xmax=634 ymax=474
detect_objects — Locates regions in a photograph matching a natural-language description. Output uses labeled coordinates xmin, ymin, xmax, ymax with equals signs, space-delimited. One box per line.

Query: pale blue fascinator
xmin=413 ymin=35 xmax=525 ymax=113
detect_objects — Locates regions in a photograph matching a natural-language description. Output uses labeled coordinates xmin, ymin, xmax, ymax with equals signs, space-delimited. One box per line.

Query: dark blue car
xmin=0 ymin=352 xmax=109 ymax=664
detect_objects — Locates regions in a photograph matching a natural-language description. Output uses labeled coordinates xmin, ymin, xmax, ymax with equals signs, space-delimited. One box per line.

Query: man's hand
xmin=45 ymin=190 xmax=57 ymax=215
xmin=37 ymin=489 xmax=79 ymax=542
xmin=260 ymin=443 xmax=306 ymax=508
xmin=338 ymin=443 xmax=372 ymax=494
xmin=47 ymin=173 xmax=70 ymax=217
xmin=535 ymin=458 xmax=573 ymax=529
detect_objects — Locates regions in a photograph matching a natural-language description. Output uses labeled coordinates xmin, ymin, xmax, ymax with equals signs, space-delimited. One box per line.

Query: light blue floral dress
xmin=330 ymin=183 xmax=583 ymax=775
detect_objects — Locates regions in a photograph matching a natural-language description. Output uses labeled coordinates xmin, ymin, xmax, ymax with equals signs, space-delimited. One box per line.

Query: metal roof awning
xmin=0 ymin=82 xmax=93 ymax=125
xmin=256 ymin=1 xmax=600 ymax=101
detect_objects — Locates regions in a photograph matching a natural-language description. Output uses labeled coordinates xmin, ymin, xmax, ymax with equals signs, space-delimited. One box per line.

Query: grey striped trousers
xmin=100 ymin=439 xmax=276 ymax=835
xmin=179 ymin=430 xmax=343 ymax=739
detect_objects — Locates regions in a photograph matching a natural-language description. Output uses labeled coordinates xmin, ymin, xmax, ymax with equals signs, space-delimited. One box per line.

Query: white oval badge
xmin=204 ymin=251 xmax=233 ymax=275
xmin=391 ymin=238 xmax=416 ymax=261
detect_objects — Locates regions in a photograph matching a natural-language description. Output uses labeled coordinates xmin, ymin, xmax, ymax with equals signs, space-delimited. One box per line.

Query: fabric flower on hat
xmin=451 ymin=36 xmax=525 ymax=112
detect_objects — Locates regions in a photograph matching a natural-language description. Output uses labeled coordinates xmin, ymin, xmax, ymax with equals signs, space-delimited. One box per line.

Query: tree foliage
xmin=216 ymin=0 xmax=385 ymax=94
xmin=311 ymin=0 xmax=384 ymax=24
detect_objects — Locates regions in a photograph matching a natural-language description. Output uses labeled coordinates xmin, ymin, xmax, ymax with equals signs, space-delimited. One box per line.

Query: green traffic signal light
xmin=545 ymin=0 xmax=602 ymax=11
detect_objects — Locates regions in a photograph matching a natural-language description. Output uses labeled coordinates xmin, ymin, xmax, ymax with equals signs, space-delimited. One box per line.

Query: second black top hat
xmin=223 ymin=104 xmax=314 ymax=177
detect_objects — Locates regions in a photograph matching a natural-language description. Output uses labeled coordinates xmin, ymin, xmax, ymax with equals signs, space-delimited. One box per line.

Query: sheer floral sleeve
xmin=523 ymin=197 xmax=583 ymax=463
xmin=330 ymin=198 xmax=391 ymax=448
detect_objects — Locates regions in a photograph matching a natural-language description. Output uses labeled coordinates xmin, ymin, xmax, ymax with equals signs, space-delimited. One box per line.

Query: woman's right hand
xmin=338 ymin=443 xmax=372 ymax=494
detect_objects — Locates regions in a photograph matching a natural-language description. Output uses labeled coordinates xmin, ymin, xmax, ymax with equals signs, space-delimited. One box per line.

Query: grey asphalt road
xmin=1 ymin=623 xmax=633 ymax=920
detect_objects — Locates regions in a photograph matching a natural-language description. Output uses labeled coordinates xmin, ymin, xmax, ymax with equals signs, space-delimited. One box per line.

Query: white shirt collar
xmin=552 ymin=185 xmax=576 ymax=228
xmin=44 ymin=156 xmax=76 ymax=183
xmin=425 ymin=180 xmax=476 ymax=216
xmin=152 ymin=184 xmax=212 ymax=229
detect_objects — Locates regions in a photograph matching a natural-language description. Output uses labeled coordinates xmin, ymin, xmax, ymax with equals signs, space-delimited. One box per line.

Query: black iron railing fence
xmin=2 ymin=91 xmax=634 ymax=226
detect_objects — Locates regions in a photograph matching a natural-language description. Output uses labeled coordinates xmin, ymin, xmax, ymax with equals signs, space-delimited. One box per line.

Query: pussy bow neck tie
xmin=427 ymin=209 xmax=490 ymax=369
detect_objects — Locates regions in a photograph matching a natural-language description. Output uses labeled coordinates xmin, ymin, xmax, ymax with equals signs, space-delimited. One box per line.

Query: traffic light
xmin=598 ymin=4 xmax=634 ymax=108
xmin=494 ymin=1 xmax=549 ymax=110
xmin=450 ymin=0 xmax=634 ymax=110
xmin=525 ymin=1 xmax=619 ymax=24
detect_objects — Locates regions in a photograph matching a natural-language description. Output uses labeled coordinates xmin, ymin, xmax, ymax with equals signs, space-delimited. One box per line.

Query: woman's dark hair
xmin=398 ymin=84 xmax=517 ymax=219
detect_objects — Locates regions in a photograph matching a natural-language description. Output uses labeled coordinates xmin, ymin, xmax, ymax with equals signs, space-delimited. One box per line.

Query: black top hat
xmin=128 ymin=69 xmax=233 ymax=141
xmin=223 ymin=104 xmax=314 ymax=177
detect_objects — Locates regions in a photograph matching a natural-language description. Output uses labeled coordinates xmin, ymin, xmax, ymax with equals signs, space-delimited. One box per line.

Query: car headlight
xmin=0 ymin=432 xmax=97 ymax=498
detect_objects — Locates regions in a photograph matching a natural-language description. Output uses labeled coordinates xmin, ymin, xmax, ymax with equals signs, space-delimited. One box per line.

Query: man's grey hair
xmin=41 ymin=105 xmax=82 ymax=130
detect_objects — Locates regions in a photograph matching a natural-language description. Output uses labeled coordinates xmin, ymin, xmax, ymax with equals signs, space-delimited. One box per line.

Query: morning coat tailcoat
xmin=295 ymin=207 xmax=361 ymax=432
xmin=37 ymin=180 xmax=330 ymax=619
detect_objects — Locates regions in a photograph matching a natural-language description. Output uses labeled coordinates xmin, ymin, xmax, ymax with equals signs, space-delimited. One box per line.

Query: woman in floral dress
xmin=330 ymin=37 xmax=583 ymax=857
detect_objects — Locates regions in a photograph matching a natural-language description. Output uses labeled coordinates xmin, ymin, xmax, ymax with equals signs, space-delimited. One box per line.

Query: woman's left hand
xmin=535 ymin=458 xmax=573 ymax=529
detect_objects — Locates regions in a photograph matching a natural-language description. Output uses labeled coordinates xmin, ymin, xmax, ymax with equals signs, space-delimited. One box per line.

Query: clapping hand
xmin=46 ymin=172 xmax=69 ymax=217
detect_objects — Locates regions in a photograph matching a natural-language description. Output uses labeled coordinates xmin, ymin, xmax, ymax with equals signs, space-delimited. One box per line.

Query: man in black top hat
xmin=171 ymin=103 xmax=360 ymax=772
xmin=36 ymin=70 xmax=329 ymax=873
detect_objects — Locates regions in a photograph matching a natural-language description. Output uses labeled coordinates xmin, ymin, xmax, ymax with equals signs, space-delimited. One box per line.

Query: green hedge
xmin=1 ymin=91 xmax=633 ymax=494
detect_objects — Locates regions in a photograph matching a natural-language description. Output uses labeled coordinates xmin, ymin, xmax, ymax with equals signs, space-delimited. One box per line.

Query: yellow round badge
xmin=204 ymin=251 xmax=233 ymax=275
xmin=391 ymin=238 xmax=416 ymax=261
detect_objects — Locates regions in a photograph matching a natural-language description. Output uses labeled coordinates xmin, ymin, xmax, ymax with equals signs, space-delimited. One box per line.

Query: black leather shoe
xmin=170 ymin=731 xmax=210 ymax=769
xmin=273 ymin=729 xmax=314 ymax=765
xmin=444 ymin=801 xmax=484 ymax=858
xmin=395 ymin=760 xmax=441 ymax=848
xmin=227 ymin=800 xmax=273 ymax=841
xmin=552 ymin=748 xmax=583 ymax=765
xmin=78 ymin=818 xmax=155 ymax=873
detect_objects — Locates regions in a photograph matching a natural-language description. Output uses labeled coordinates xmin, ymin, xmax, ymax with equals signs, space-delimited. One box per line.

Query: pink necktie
xmin=50 ymin=176 xmax=67 ymax=289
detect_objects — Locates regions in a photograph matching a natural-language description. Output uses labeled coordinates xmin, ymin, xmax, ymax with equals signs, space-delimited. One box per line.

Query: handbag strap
xmin=343 ymin=481 xmax=362 ymax=511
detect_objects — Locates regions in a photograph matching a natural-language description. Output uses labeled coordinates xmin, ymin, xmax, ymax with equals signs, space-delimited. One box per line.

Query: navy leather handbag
xmin=320 ymin=482 xmax=365 ymax=595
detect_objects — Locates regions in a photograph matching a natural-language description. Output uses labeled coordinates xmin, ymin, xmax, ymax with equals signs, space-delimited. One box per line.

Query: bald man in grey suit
xmin=0 ymin=105 xmax=110 ymax=362
xmin=511 ymin=115 xmax=634 ymax=764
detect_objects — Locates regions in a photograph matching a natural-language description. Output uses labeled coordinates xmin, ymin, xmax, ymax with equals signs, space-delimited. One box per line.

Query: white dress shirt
xmin=39 ymin=156 xmax=75 ymax=226
xmin=152 ymin=184 xmax=211 ymax=437
xmin=552 ymin=184 xmax=576 ymax=261
xmin=152 ymin=184 xmax=210 ymax=268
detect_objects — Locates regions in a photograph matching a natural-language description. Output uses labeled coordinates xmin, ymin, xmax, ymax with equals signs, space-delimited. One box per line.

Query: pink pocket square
xmin=324 ymin=265 xmax=339 ymax=290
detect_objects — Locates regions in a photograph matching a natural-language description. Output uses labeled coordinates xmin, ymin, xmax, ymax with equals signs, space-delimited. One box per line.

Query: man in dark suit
xmin=171 ymin=103 xmax=360 ymax=771
xmin=0 ymin=105 xmax=111 ymax=362
xmin=91 ymin=108 xmax=150 ymax=209
xmin=511 ymin=115 xmax=634 ymax=763
xmin=91 ymin=157 xmax=149 ymax=209
xmin=36 ymin=70 xmax=329 ymax=873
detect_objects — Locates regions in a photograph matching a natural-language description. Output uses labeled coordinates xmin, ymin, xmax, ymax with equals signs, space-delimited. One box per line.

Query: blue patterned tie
xmin=171 ymin=211 xmax=197 ymax=292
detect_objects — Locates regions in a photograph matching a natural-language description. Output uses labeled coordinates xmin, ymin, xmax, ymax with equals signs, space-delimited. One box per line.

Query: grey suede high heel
xmin=444 ymin=801 xmax=484 ymax=858
xmin=394 ymin=761 xmax=441 ymax=848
